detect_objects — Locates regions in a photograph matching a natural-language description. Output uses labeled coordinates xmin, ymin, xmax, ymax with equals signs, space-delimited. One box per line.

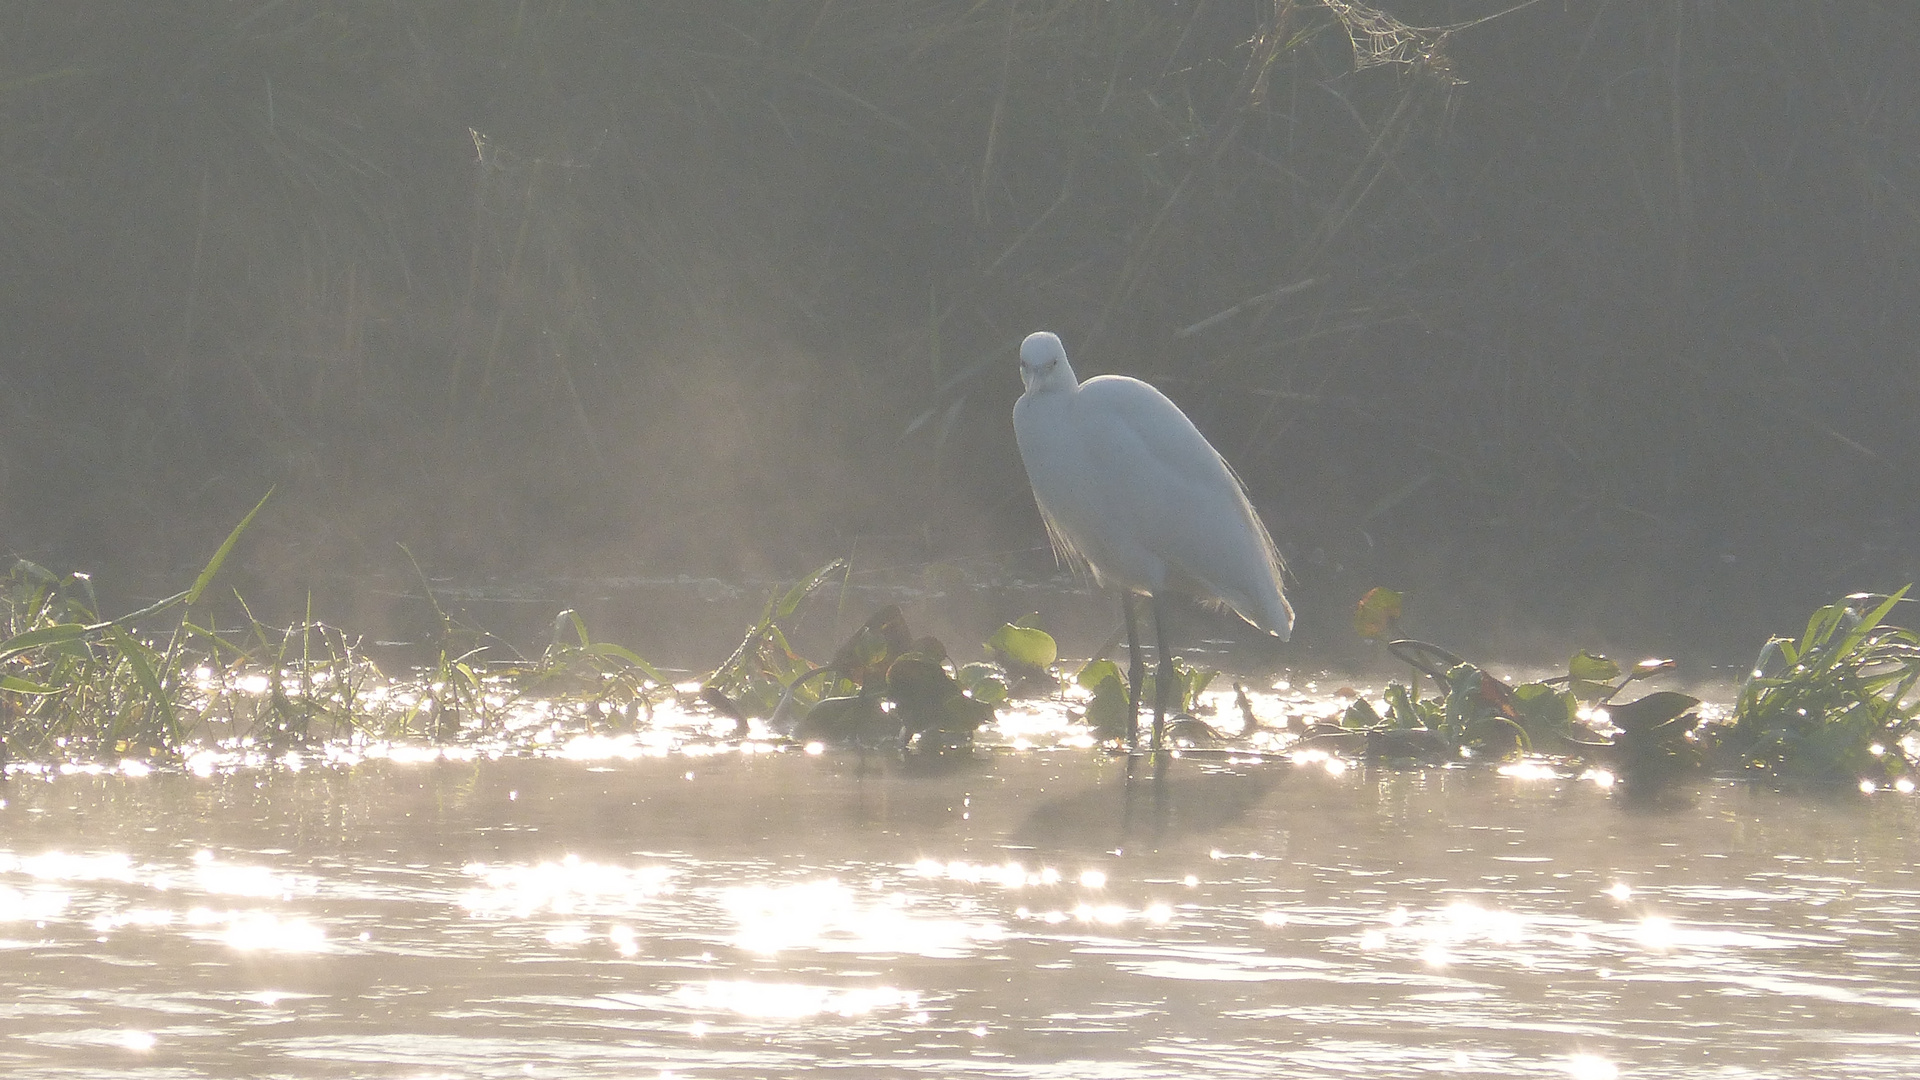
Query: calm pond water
xmin=4 ymin=748 xmax=1919 ymax=1078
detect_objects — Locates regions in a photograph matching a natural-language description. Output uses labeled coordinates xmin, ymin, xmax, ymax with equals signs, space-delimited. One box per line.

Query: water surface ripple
xmin=3 ymin=752 xmax=1918 ymax=1078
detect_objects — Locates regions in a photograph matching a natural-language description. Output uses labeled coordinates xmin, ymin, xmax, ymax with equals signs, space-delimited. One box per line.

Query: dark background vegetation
xmin=2 ymin=1 xmax=1917 ymax=664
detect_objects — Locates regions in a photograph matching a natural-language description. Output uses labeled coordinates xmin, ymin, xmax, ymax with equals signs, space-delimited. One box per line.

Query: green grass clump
xmin=1728 ymin=588 xmax=1920 ymax=785
xmin=1 ymin=496 xmax=685 ymax=764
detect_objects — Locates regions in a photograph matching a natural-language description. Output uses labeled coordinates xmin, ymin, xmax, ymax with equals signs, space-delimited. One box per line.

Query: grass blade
xmin=187 ymin=488 xmax=273 ymax=607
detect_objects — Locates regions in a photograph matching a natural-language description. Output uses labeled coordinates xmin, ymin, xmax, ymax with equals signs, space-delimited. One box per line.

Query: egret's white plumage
xmin=1013 ymin=330 xmax=1292 ymax=746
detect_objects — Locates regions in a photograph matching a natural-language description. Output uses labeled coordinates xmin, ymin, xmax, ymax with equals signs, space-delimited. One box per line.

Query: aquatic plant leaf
xmin=1511 ymin=681 xmax=1577 ymax=742
xmin=104 ymin=624 xmax=180 ymax=750
xmin=0 ymin=674 xmax=57 ymax=694
xmin=954 ymin=662 xmax=1007 ymax=706
xmin=187 ymin=487 xmax=272 ymax=607
xmin=776 ymin=559 xmax=847 ymax=621
xmin=12 ymin=559 xmax=59 ymax=586
xmin=1568 ymin=651 xmax=1621 ymax=701
xmin=1386 ymin=639 xmax=1466 ymax=681
xmin=1608 ymin=691 xmax=1706 ymax=777
xmin=701 ymin=685 xmax=751 ymax=729
xmin=884 ymin=653 xmax=952 ymax=704
xmin=1076 ymin=658 xmax=1131 ymax=741
xmin=582 ymin=642 xmax=667 ymax=685
xmin=1175 ymin=660 xmax=1217 ymax=712
xmin=987 ymin=622 xmax=1057 ymax=672
xmin=874 ymin=644 xmax=995 ymax=743
xmin=1365 ymin=727 xmax=1451 ymax=760
xmin=1607 ymin=691 xmax=1700 ymax=733
xmin=1164 ymin=716 xmax=1227 ymax=747
xmin=550 ymin=609 xmax=591 ymax=647
xmin=0 ymin=623 xmax=89 ymax=665
xmin=1341 ymin=695 xmax=1382 ymax=729
xmin=793 ymin=693 xmax=890 ymax=744
xmin=935 ymin=693 xmax=996 ymax=737
xmin=1383 ymin=682 xmax=1429 ymax=730
xmin=1440 ymin=663 xmax=1525 ymax=755
xmin=1729 ymin=585 xmax=1919 ymax=782
xmin=826 ymin=605 xmax=913 ymax=686
xmin=1354 ymin=587 xmax=1404 ymax=640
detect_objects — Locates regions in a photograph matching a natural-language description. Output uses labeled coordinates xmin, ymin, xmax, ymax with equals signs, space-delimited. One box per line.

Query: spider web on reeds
xmin=1319 ymin=0 xmax=1458 ymax=80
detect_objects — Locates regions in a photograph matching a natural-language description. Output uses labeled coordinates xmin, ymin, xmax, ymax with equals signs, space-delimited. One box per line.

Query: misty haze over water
xmin=2 ymin=2 xmax=1917 ymax=663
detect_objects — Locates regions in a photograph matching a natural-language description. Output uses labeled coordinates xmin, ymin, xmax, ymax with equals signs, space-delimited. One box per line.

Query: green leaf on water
xmin=955 ymin=662 xmax=1007 ymax=706
xmin=1608 ymin=691 xmax=1700 ymax=732
xmin=1076 ymin=658 xmax=1132 ymax=741
xmin=987 ymin=622 xmax=1057 ymax=671
xmin=794 ymin=693 xmax=889 ymax=744
xmin=1568 ymin=650 xmax=1621 ymax=702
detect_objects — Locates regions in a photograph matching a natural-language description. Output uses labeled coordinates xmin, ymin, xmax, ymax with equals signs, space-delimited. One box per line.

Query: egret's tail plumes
xmin=1219 ymin=462 xmax=1292 ymax=641
xmin=1172 ymin=480 xmax=1292 ymax=641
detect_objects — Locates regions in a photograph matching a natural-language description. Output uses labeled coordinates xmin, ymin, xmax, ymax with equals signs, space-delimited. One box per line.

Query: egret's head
xmin=1018 ymin=331 xmax=1073 ymax=392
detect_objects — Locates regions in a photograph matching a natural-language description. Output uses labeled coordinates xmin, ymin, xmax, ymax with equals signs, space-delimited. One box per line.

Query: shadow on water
xmin=1013 ymin=751 xmax=1281 ymax=855
xmin=1610 ymin=774 xmax=1705 ymax=814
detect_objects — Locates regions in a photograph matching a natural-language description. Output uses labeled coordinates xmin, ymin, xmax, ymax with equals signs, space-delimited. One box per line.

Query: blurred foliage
xmin=1332 ymin=641 xmax=1699 ymax=768
xmin=709 ymin=573 xmax=1017 ymax=750
xmin=1331 ymin=585 xmax=1920 ymax=788
xmin=6 ymin=525 xmax=1919 ymax=793
xmin=1353 ymin=586 xmax=1403 ymax=641
xmin=1 ymin=1 xmax=1916 ymax=623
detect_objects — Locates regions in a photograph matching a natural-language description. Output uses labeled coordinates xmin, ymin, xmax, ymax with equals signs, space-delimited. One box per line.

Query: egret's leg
xmin=1151 ymin=592 xmax=1174 ymax=750
xmin=1122 ymin=593 xmax=1145 ymax=749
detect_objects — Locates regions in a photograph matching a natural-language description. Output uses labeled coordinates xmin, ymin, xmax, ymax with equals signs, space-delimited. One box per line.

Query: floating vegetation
xmin=1319 ymin=588 xmax=1920 ymax=790
xmin=5 ymin=499 xmax=1919 ymax=793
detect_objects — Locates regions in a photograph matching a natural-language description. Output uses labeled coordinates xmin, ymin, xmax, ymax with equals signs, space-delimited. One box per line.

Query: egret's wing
xmin=1077 ymin=376 xmax=1293 ymax=637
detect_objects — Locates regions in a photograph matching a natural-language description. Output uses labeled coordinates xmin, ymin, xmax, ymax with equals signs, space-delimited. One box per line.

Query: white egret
xmin=1012 ymin=330 xmax=1292 ymax=749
